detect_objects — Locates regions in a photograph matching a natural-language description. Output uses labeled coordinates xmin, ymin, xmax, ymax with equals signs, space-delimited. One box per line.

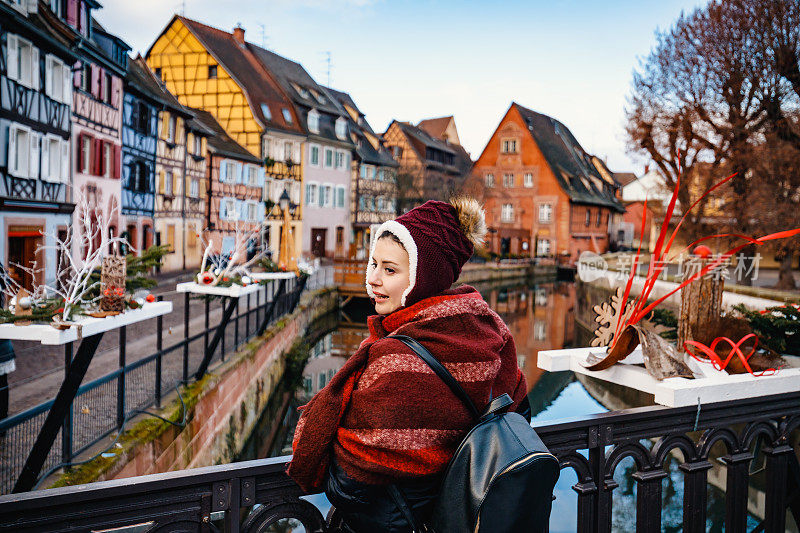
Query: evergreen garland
xmin=733 ymin=303 xmax=800 ymax=355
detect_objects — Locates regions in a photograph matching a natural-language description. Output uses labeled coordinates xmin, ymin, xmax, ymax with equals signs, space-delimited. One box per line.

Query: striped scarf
xmin=287 ymin=285 xmax=528 ymax=493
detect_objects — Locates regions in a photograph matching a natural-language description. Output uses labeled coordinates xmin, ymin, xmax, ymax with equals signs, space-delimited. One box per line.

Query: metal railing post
xmin=220 ymin=298 xmax=226 ymax=362
xmin=234 ymin=296 xmax=239 ymax=350
xmin=61 ymin=342 xmax=73 ymax=464
xmin=183 ymin=292 xmax=190 ymax=383
xmin=203 ymin=298 xmax=210 ymax=363
xmin=117 ymin=326 xmax=126 ymax=428
xmin=155 ymin=295 xmax=164 ymax=408
xmin=245 ymin=294 xmax=251 ymax=338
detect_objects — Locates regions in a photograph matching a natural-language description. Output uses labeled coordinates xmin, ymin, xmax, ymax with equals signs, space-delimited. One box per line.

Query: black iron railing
xmin=0 ymin=274 xmax=313 ymax=495
xmin=0 ymin=391 xmax=797 ymax=532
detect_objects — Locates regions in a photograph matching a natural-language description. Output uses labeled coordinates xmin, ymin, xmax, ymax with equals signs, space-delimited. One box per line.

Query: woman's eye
xmin=385 ymin=268 xmax=395 ymax=274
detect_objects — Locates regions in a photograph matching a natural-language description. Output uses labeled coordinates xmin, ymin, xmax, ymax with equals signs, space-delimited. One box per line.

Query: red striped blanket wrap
xmin=287 ymin=285 xmax=528 ymax=493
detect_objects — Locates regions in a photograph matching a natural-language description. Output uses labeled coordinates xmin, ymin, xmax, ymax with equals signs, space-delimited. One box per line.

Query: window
xmin=307 ymin=109 xmax=320 ymax=133
xmin=291 ymin=83 xmax=310 ymax=99
xmin=208 ymin=65 xmax=217 ymax=78
xmin=538 ymin=204 xmax=553 ymax=223
xmin=164 ymin=170 xmax=175 ymax=196
xmin=596 ymin=210 xmax=602 ymax=227
xmin=283 ymin=141 xmax=293 ymax=162
xmin=194 ymin=134 xmax=202 ymax=155
xmin=247 ymin=201 xmax=258 ymax=221
xmin=335 ymin=118 xmax=347 ymax=140
xmin=322 ymin=184 xmax=332 ymax=207
xmin=310 ymin=145 xmax=320 ymax=166
xmin=376 ymin=196 xmax=384 ymax=212
xmin=324 ymin=148 xmax=333 ymax=168
xmin=503 ymin=173 xmax=514 ymax=188
xmin=310 ymin=88 xmax=327 ymax=104
xmin=534 ymin=321 xmax=547 ymax=341
xmin=221 ymin=198 xmax=236 ymax=220
xmin=103 ymin=72 xmax=112 ymax=104
xmin=306 ymin=182 xmax=317 ymax=205
xmin=523 ymin=173 xmax=533 ymax=188
xmin=41 ymin=135 xmax=66 ymax=182
xmin=154 ymin=67 xmax=162 ymax=80
xmin=134 ymin=102 xmax=150 ymax=134
xmin=336 ymin=186 xmax=345 ymax=208
xmin=7 ymin=34 xmax=37 ymax=89
xmin=103 ymin=142 xmax=112 ymax=178
xmin=81 ymin=135 xmax=91 ymax=173
xmin=501 ymin=203 xmax=514 ymax=222
xmin=501 ymin=139 xmax=518 ymax=154
xmin=45 ymin=54 xmax=71 ymax=104
xmin=8 ymin=124 xmax=31 ymax=178
xmin=537 ymin=239 xmax=551 ymax=257
xmin=189 ymin=178 xmax=199 ymax=198
xmin=220 ymin=160 xmax=239 ymax=183
xmin=585 ymin=209 xmax=591 ymax=227
xmin=167 ymin=116 xmax=176 ymax=142
xmin=392 ymin=146 xmax=403 ymax=159
xmin=282 ymin=108 xmax=292 ymax=124
xmin=485 ymin=173 xmax=494 ymax=188
xmin=260 ymin=103 xmax=272 ymax=121
xmin=335 ymin=151 xmax=345 ymax=169
xmin=360 ymin=165 xmax=372 ymax=179
xmin=80 ymin=62 xmax=90 ymax=92
xmin=246 ymin=165 xmax=259 ymax=186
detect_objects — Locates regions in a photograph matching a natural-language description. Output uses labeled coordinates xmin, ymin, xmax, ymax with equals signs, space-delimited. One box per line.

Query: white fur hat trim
xmin=365 ymin=220 xmax=418 ymax=307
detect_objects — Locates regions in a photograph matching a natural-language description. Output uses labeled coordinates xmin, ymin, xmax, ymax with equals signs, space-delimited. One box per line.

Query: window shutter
xmin=158 ymin=170 xmax=165 ymax=194
xmin=62 ymin=62 xmax=72 ymax=104
xmin=41 ymin=136 xmax=50 ymax=180
xmin=113 ymin=144 xmax=120 ymax=179
xmin=30 ymin=48 xmax=39 ymax=90
xmin=173 ymin=172 xmax=180 ymax=195
xmin=7 ymin=35 xmax=19 ymax=81
xmin=99 ymin=69 xmax=106 ymax=101
xmin=93 ymin=137 xmax=102 ymax=175
xmin=220 ymin=161 xmax=229 ymax=183
xmin=8 ymin=127 xmax=17 ymax=176
xmin=258 ymin=167 xmax=265 ymax=188
xmin=60 ymin=139 xmax=69 ymax=182
xmin=235 ymin=163 xmax=243 ymax=184
xmin=29 ymin=132 xmax=40 ymax=179
xmin=91 ymin=64 xmax=100 ymax=98
xmin=66 ymin=0 xmax=77 ymax=26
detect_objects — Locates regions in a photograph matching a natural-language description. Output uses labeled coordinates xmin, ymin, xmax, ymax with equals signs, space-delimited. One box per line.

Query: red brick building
xmin=473 ymin=103 xmax=624 ymax=261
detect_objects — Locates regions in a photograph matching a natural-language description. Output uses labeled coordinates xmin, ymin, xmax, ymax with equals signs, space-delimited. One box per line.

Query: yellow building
xmin=146 ymin=16 xmax=305 ymax=263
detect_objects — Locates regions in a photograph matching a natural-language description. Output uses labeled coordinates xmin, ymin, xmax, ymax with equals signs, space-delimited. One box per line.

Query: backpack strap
xmin=387 ymin=484 xmax=423 ymax=533
xmin=389 ymin=334 xmax=480 ymax=419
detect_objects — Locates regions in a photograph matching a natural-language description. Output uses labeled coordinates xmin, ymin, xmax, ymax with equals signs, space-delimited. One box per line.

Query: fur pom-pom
xmin=450 ymin=197 xmax=487 ymax=248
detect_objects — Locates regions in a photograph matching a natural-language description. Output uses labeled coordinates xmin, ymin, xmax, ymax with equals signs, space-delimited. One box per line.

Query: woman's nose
xmin=367 ymin=268 xmax=380 ymax=285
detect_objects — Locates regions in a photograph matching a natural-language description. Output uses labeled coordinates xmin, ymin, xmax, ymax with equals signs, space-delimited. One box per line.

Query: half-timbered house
xmin=69 ymin=14 xmax=129 ymax=256
xmin=0 ymin=0 xmax=76 ymax=289
xmin=145 ymin=17 xmax=305 ymax=264
xmin=324 ymin=87 xmax=398 ymax=259
xmin=192 ymin=109 xmax=264 ymax=257
xmin=121 ymin=55 xmax=159 ymax=253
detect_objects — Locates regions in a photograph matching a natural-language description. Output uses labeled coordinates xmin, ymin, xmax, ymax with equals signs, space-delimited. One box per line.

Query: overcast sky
xmin=97 ymin=0 xmax=706 ymax=174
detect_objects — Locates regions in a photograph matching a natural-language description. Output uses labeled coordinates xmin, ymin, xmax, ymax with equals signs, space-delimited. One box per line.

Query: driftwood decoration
xmin=100 ymin=256 xmax=126 ymax=314
xmin=677 ymin=257 xmax=724 ymax=351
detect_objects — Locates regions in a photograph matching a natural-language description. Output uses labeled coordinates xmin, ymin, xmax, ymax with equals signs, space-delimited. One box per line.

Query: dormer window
xmin=309 ymin=88 xmax=327 ymax=105
xmin=335 ymin=117 xmax=347 ymax=140
xmin=308 ymin=109 xmax=320 ymax=134
xmin=260 ymin=103 xmax=272 ymax=121
xmin=282 ymin=108 xmax=293 ymax=124
xmin=291 ymin=83 xmax=310 ymax=99
xmin=208 ymin=65 xmax=217 ymax=79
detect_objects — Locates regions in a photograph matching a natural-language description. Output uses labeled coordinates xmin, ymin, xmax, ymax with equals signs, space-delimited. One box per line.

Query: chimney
xmin=233 ymin=24 xmax=245 ymax=45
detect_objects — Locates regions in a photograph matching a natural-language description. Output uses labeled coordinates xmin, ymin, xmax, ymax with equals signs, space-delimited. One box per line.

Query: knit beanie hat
xmin=365 ymin=198 xmax=487 ymax=307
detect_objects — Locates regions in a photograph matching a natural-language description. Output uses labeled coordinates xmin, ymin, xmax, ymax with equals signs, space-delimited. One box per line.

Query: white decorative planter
xmin=176 ymin=282 xmax=264 ymax=298
xmin=248 ymin=272 xmax=296 ymax=281
xmin=0 ymin=301 xmax=173 ymax=345
xmin=538 ymin=346 xmax=800 ymax=407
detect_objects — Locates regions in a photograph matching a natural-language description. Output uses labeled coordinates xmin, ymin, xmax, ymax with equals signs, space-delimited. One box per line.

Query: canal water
xmin=240 ymin=278 xmax=772 ymax=532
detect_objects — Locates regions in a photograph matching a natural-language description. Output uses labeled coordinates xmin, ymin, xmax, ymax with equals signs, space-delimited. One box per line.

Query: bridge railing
xmin=0 ymin=276 xmax=308 ymax=495
xmin=1 ymin=391 xmax=798 ymax=532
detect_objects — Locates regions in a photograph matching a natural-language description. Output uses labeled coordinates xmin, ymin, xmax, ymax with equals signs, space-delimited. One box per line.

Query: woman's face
xmin=367 ymin=237 xmax=411 ymax=315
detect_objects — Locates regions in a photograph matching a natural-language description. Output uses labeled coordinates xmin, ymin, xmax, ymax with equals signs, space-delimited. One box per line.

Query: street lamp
xmin=278 ymin=189 xmax=296 ymax=271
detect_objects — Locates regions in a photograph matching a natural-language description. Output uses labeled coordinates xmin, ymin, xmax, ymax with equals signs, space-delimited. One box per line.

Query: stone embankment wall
xmin=459 ymin=262 xmax=556 ymax=285
xmin=51 ymin=288 xmax=337 ymax=487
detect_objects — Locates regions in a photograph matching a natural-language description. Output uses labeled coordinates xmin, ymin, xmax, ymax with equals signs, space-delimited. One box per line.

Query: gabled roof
xmin=154 ymin=16 xmax=303 ymax=135
xmin=191 ymin=109 xmax=261 ymax=163
xmin=324 ymin=86 xmax=397 ymax=167
xmin=512 ymin=103 xmax=625 ymax=212
xmin=390 ymin=121 xmax=472 ymax=175
xmin=614 ymin=172 xmax=638 ymax=188
xmin=125 ymin=55 xmax=191 ymax=117
xmin=417 ymin=116 xmax=460 ymax=144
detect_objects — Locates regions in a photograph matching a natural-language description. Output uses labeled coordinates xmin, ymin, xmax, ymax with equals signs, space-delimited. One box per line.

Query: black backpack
xmin=388 ymin=335 xmax=560 ymax=533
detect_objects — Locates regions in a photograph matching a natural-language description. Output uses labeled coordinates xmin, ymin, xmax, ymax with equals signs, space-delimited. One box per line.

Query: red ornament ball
xmin=201 ymin=274 xmax=214 ymax=285
xmin=145 ymin=294 xmax=156 ymax=303
xmin=693 ymin=245 xmax=712 ymax=259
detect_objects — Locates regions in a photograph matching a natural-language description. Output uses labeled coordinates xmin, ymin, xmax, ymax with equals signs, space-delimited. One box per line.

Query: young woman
xmin=288 ymin=198 xmax=529 ymax=532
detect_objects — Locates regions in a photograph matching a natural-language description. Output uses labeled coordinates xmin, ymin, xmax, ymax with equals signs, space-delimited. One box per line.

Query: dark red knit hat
xmin=366 ymin=199 xmax=486 ymax=307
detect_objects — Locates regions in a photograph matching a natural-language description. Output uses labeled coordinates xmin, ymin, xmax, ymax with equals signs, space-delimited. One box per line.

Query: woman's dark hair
xmin=378 ymin=231 xmax=405 ymax=249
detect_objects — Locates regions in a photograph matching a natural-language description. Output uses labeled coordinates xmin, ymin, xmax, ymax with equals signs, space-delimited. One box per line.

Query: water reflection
xmin=241 ymin=280 xmax=776 ymax=532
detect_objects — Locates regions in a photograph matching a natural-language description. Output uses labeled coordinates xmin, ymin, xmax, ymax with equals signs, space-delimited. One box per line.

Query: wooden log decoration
xmin=677 ymin=254 xmax=724 ymax=351
xmin=100 ymin=256 xmax=126 ymax=314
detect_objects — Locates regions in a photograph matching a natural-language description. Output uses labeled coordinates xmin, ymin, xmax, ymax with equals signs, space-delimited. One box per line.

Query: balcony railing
xmin=264 ymin=159 xmax=302 ymax=180
xmin=1 ymin=389 xmax=797 ymax=531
